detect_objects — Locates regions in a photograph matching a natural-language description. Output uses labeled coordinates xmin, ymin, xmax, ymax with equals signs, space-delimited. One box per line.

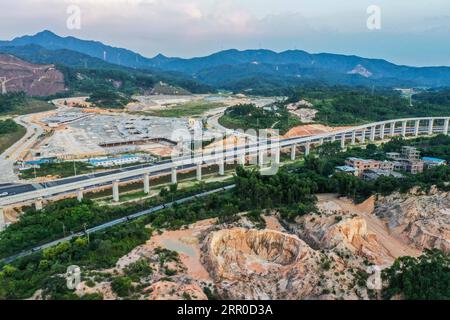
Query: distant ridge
xmin=2 ymin=30 xmax=450 ymax=89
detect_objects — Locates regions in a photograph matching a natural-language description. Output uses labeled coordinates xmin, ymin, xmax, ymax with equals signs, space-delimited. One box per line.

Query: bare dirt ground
xmin=284 ymin=124 xmax=351 ymax=138
xmin=44 ymin=126 xmax=106 ymax=158
xmin=126 ymin=95 xmax=203 ymax=112
xmin=142 ymin=219 xmax=216 ymax=282
xmin=3 ymin=207 xmax=20 ymax=224
xmin=54 ymin=97 xmax=92 ymax=108
xmin=138 ymin=143 xmax=174 ymax=157
xmin=317 ymin=194 xmax=421 ymax=260
xmin=0 ymin=54 xmax=65 ymax=96
xmin=263 ymin=215 xmax=284 ymax=232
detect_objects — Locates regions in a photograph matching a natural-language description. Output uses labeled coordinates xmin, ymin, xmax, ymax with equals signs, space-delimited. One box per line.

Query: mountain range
xmin=1 ymin=30 xmax=450 ymax=92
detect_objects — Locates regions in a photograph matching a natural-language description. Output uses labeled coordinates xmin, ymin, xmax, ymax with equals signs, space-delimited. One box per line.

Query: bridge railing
xmin=0 ymin=116 xmax=449 ymax=207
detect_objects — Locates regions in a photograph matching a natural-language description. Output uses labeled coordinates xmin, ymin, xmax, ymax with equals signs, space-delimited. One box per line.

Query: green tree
xmin=382 ymin=249 xmax=450 ymax=300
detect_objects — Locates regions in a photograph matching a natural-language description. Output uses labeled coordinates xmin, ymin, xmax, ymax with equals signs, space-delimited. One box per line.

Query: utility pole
xmin=83 ymin=223 xmax=90 ymax=244
xmin=73 ymin=160 xmax=77 ymax=176
xmin=62 ymin=222 xmax=66 ymax=237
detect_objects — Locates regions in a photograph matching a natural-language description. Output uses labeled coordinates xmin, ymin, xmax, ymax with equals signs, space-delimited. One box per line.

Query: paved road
xmin=0 ymin=184 xmax=235 ymax=264
xmin=0 ymin=125 xmax=445 ymax=200
xmin=0 ymin=115 xmax=447 ymax=207
xmin=0 ymin=114 xmax=43 ymax=183
xmin=206 ymin=109 xmax=265 ymax=138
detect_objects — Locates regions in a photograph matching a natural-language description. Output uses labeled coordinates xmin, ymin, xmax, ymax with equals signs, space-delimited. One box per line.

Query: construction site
xmin=30 ymin=94 xmax=278 ymax=161
xmin=31 ymin=109 xmax=202 ymax=160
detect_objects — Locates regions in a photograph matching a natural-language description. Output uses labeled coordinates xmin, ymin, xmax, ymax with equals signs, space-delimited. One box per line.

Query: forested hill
xmin=286 ymin=86 xmax=450 ymax=126
xmin=0 ymin=45 xmax=213 ymax=107
xmin=3 ymin=30 xmax=450 ymax=92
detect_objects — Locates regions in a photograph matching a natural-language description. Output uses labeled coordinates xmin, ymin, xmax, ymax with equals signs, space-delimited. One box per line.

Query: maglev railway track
xmin=0 ymin=185 xmax=236 ymax=264
xmin=0 ymin=117 xmax=449 ymax=208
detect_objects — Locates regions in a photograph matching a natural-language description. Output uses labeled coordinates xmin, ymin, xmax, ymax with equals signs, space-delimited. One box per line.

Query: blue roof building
xmin=88 ymin=154 xmax=141 ymax=167
xmin=422 ymin=157 xmax=447 ymax=167
xmin=24 ymin=158 xmax=55 ymax=166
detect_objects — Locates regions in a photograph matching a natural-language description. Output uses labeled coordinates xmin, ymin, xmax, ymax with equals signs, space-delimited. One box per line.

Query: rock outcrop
xmin=202 ymin=228 xmax=369 ymax=300
xmin=375 ymin=187 xmax=450 ymax=252
xmin=68 ymin=190 xmax=450 ymax=301
xmin=293 ymin=212 xmax=392 ymax=264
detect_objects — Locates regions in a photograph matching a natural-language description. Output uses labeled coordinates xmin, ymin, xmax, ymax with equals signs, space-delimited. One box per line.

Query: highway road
xmin=0 ymin=184 xmax=236 ymax=264
xmin=0 ymin=117 xmax=448 ymax=207
xmin=0 ymin=116 xmax=449 ymax=262
xmin=0 ymin=113 xmax=45 ymax=183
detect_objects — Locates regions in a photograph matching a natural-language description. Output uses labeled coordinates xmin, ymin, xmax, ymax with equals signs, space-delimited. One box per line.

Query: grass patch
xmin=19 ymin=162 xmax=101 ymax=179
xmin=14 ymin=99 xmax=55 ymax=115
xmin=19 ymin=161 xmax=152 ymax=180
xmin=0 ymin=124 xmax=26 ymax=154
xmin=218 ymin=103 xmax=301 ymax=135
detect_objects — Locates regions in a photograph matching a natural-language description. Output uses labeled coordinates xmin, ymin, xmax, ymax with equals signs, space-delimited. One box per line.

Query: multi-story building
xmin=405 ymin=161 xmax=424 ymax=174
xmin=386 ymin=152 xmax=401 ymax=160
xmin=345 ymin=158 xmax=395 ymax=177
xmin=401 ymin=146 xmax=421 ymax=161
xmin=392 ymin=159 xmax=424 ymax=174
xmin=379 ymin=161 xmax=395 ymax=171
xmin=345 ymin=158 xmax=380 ymax=175
xmin=388 ymin=147 xmax=425 ymax=174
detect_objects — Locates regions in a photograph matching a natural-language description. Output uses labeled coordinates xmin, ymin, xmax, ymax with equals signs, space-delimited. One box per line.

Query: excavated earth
xmin=59 ymin=189 xmax=448 ymax=300
xmin=374 ymin=187 xmax=450 ymax=253
xmin=0 ymin=54 xmax=65 ymax=96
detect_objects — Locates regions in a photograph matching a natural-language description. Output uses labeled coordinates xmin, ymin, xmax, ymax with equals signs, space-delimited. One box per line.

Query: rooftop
xmin=422 ymin=157 xmax=447 ymax=163
xmin=335 ymin=166 xmax=356 ymax=172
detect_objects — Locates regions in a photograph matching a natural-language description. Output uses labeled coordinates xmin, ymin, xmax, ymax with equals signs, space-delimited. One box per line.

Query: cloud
xmin=1 ymin=0 xmax=450 ymax=65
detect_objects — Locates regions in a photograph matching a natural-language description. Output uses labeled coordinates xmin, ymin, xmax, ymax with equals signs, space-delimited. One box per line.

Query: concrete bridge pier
xmin=274 ymin=147 xmax=280 ymax=164
xmin=291 ymin=144 xmax=297 ymax=160
xmin=258 ymin=150 xmax=265 ymax=167
xmin=380 ymin=124 xmax=386 ymax=140
xmin=112 ymin=180 xmax=120 ymax=202
xmin=340 ymin=134 xmax=346 ymax=149
xmin=402 ymin=121 xmax=407 ymax=137
xmin=249 ymin=151 xmax=258 ymax=166
xmin=196 ymin=164 xmax=202 ymax=181
xmin=444 ymin=119 xmax=449 ymax=135
xmin=304 ymin=143 xmax=311 ymax=156
xmin=331 ymin=136 xmax=336 ymax=143
xmin=360 ymin=130 xmax=366 ymax=144
xmin=35 ymin=198 xmax=43 ymax=211
xmin=238 ymin=153 xmax=246 ymax=165
xmin=390 ymin=122 xmax=396 ymax=136
xmin=77 ymin=188 xmax=84 ymax=202
xmin=415 ymin=120 xmax=420 ymax=137
xmin=218 ymin=159 xmax=225 ymax=175
xmin=171 ymin=167 xmax=177 ymax=184
xmin=351 ymin=131 xmax=356 ymax=145
xmin=0 ymin=207 xmax=5 ymax=232
xmin=428 ymin=119 xmax=434 ymax=135
xmin=318 ymin=138 xmax=324 ymax=145
xmin=370 ymin=126 xmax=376 ymax=142
xmin=143 ymin=173 xmax=150 ymax=194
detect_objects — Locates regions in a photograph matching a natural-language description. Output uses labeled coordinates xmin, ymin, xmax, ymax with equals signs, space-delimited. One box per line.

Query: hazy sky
xmin=1 ymin=0 xmax=450 ymax=66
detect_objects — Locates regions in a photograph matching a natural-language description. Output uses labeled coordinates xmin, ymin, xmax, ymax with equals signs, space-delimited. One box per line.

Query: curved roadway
xmin=0 ymin=116 xmax=448 ymax=207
